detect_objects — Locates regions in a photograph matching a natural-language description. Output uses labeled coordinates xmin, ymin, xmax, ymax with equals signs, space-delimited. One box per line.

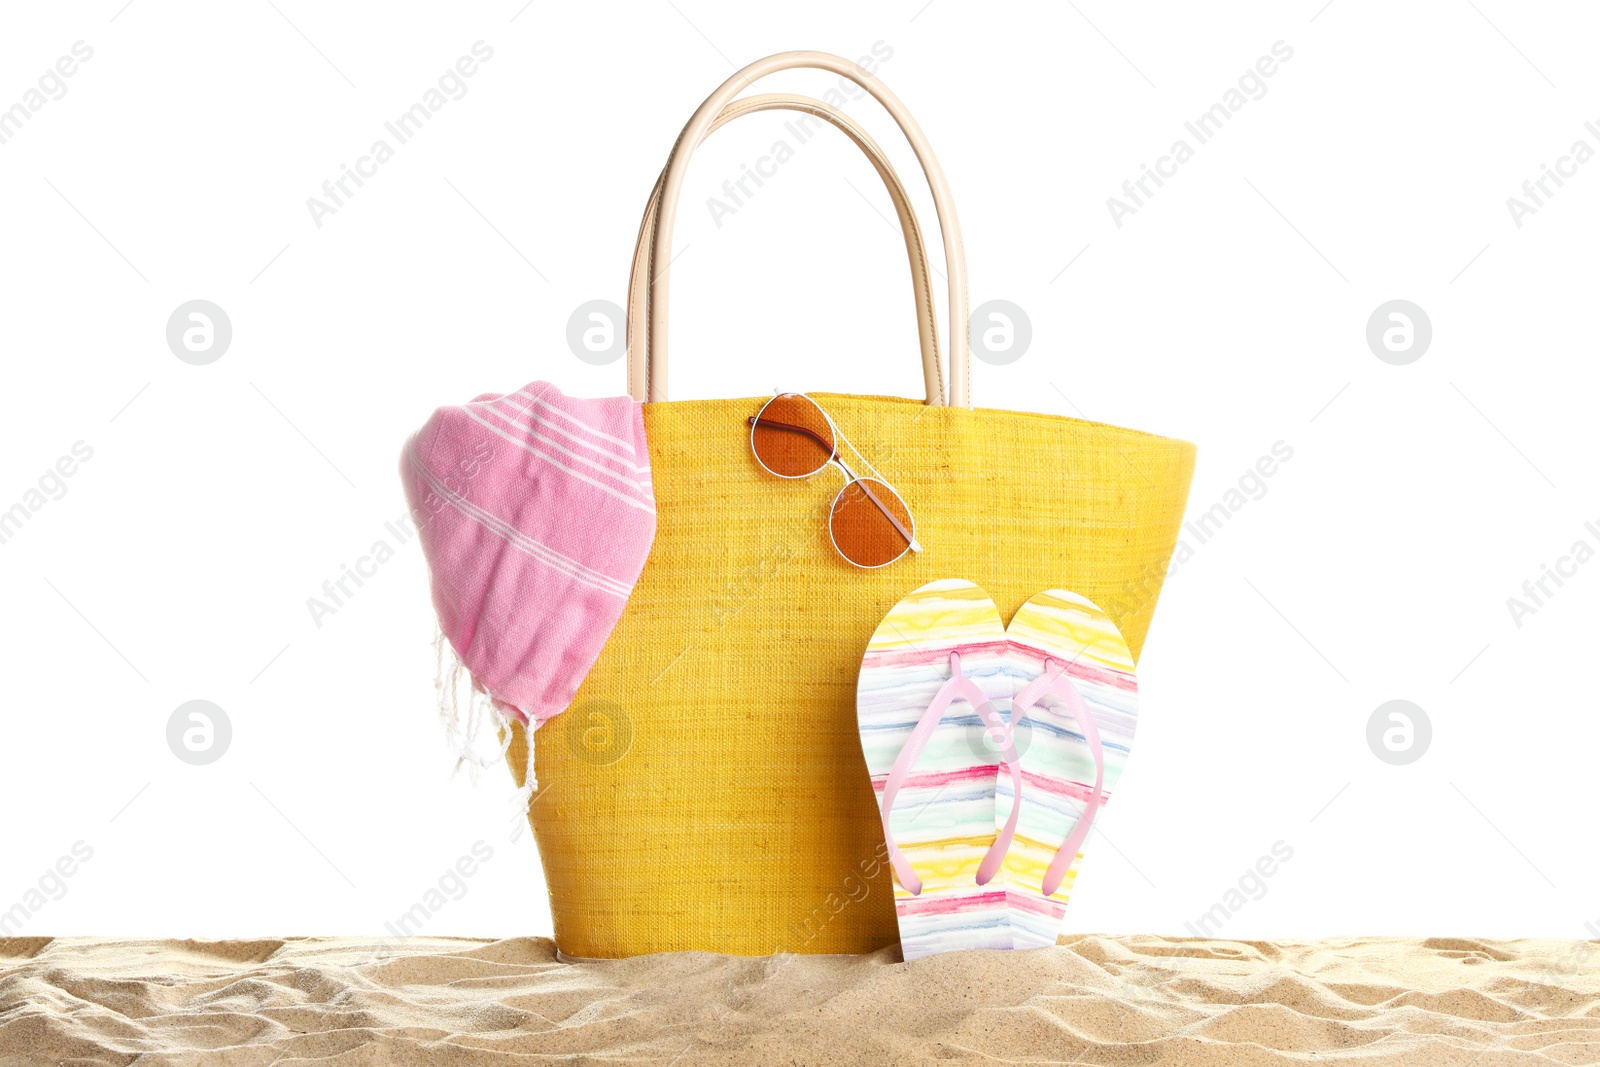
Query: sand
xmin=2 ymin=935 xmax=1598 ymax=1065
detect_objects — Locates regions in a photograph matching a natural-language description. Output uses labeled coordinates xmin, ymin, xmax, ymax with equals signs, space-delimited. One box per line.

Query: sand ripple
xmin=2 ymin=934 xmax=1597 ymax=1064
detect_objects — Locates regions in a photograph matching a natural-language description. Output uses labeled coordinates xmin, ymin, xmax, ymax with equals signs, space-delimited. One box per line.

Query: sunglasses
xmin=747 ymin=392 xmax=921 ymax=569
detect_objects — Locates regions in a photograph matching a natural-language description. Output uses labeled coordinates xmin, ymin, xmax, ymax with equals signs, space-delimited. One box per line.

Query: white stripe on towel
xmin=475 ymin=400 xmax=653 ymax=488
xmin=460 ymin=408 xmax=656 ymax=516
xmin=499 ymin=390 xmax=652 ymax=473
xmin=489 ymin=395 xmax=653 ymax=477
xmin=407 ymin=440 xmax=635 ymax=598
xmin=514 ymin=389 xmax=645 ymax=456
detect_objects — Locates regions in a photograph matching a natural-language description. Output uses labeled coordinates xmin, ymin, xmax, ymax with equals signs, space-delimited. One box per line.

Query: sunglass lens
xmin=751 ymin=393 xmax=835 ymax=478
xmin=830 ymin=478 xmax=914 ymax=568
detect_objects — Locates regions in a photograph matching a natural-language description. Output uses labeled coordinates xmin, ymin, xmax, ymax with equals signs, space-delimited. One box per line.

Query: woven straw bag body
xmin=505 ymin=53 xmax=1195 ymax=958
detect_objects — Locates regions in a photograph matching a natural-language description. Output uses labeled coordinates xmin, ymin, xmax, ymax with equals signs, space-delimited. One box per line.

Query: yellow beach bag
xmin=506 ymin=51 xmax=1196 ymax=958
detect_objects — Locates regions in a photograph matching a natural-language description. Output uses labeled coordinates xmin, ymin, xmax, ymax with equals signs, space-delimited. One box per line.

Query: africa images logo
xmin=1106 ymin=40 xmax=1294 ymax=228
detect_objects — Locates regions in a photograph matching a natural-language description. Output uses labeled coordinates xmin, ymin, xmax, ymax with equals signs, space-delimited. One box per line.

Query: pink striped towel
xmin=401 ymin=381 xmax=655 ymax=735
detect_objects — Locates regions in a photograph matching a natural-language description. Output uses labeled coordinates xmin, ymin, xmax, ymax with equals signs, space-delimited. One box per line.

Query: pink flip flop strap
xmin=1013 ymin=661 xmax=1107 ymax=898
xmin=880 ymin=651 xmax=1019 ymax=896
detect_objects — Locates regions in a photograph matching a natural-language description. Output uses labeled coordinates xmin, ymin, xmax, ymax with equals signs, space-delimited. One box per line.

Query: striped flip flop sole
xmin=857 ymin=578 xmax=1013 ymax=959
xmin=998 ymin=589 xmax=1138 ymax=951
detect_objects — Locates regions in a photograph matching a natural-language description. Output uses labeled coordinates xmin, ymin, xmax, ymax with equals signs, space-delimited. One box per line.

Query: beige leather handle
xmin=635 ymin=51 xmax=970 ymax=407
xmin=626 ymin=93 xmax=942 ymax=406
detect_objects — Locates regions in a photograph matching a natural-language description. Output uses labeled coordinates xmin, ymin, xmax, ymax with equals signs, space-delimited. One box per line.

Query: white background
xmin=2 ymin=0 xmax=1596 ymax=943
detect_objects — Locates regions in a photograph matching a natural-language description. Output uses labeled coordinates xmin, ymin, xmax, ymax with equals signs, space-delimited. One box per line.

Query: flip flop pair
xmin=856 ymin=578 xmax=1137 ymax=959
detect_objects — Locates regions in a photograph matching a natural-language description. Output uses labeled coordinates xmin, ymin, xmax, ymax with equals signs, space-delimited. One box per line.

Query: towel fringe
xmin=499 ymin=716 xmax=537 ymax=843
xmin=433 ymin=628 xmax=537 ymax=841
